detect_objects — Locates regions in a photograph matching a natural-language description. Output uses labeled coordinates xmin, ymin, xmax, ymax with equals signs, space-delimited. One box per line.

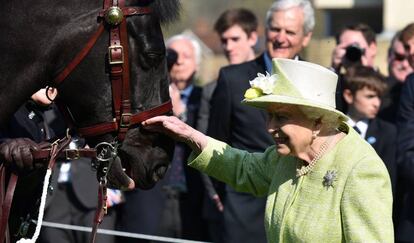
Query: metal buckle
xmin=120 ymin=113 xmax=132 ymax=128
xmin=108 ymin=45 xmax=124 ymax=65
xmin=95 ymin=142 xmax=117 ymax=162
xmin=65 ymin=149 xmax=80 ymax=160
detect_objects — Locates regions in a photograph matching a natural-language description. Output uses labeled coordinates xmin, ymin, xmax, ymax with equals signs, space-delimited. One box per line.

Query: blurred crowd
xmin=2 ymin=0 xmax=414 ymax=242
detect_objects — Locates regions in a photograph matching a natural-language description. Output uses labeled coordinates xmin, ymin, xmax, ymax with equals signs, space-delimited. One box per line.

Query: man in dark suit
xmin=117 ymin=34 xmax=206 ymax=242
xmin=196 ymin=8 xmax=259 ymax=243
xmin=207 ymin=1 xmax=315 ymax=242
xmin=165 ymin=34 xmax=206 ymax=240
xmin=342 ymin=66 xmax=397 ymax=192
xmin=0 ymin=88 xmax=118 ymax=243
xmin=197 ymin=8 xmax=258 ymax=134
xmin=378 ymin=31 xmax=413 ymax=124
xmin=394 ymin=22 xmax=414 ymax=243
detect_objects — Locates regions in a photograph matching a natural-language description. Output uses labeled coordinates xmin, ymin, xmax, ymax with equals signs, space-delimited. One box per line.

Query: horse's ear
xmin=151 ymin=0 xmax=181 ymax=24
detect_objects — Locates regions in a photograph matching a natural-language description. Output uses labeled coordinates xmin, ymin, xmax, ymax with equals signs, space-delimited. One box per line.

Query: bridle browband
xmin=52 ymin=0 xmax=172 ymax=141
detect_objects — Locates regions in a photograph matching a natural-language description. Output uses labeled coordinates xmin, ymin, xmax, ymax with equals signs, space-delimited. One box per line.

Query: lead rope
xmin=89 ymin=177 xmax=108 ymax=243
xmin=89 ymin=142 xmax=117 ymax=243
xmin=17 ymin=136 xmax=71 ymax=243
xmin=16 ymin=169 xmax=52 ymax=243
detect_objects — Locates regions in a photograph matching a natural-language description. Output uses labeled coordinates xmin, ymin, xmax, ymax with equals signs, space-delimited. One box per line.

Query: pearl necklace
xmin=296 ymin=136 xmax=334 ymax=177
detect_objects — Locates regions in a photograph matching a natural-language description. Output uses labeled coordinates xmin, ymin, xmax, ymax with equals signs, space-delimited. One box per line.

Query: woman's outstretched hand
xmin=142 ymin=116 xmax=208 ymax=154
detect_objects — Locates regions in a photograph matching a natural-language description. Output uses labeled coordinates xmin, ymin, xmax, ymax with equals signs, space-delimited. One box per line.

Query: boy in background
xmin=343 ymin=66 xmax=397 ymax=194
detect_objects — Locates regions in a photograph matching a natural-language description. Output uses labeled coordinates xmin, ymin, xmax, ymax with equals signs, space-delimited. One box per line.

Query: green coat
xmin=188 ymin=125 xmax=393 ymax=242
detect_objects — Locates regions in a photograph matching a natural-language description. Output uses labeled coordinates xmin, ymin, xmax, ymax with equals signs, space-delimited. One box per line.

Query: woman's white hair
xmin=265 ymin=0 xmax=315 ymax=35
xmin=165 ymin=34 xmax=202 ymax=67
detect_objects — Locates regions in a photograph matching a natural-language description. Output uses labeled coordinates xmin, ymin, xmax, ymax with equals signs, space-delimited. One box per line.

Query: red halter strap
xmin=52 ymin=0 xmax=172 ymax=141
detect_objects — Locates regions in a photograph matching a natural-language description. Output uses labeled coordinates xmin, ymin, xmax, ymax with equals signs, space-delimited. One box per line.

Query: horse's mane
xmin=151 ymin=0 xmax=181 ymax=24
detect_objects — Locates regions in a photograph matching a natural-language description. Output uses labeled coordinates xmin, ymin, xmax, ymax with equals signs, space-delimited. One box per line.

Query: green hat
xmin=243 ymin=58 xmax=348 ymax=121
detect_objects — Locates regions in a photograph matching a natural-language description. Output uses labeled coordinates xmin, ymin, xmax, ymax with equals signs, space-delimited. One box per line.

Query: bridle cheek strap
xmin=52 ymin=0 xmax=171 ymax=141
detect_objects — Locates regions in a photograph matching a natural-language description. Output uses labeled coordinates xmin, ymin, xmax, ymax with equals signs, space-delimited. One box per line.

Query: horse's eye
xmin=144 ymin=51 xmax=164 ymax=65
xmin=145 ymin=51 xmax=163 ymax=60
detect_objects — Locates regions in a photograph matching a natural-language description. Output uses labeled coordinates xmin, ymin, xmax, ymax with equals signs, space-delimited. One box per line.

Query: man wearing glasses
xmin=395 ymin=22 xmax=414 ymax=243
xmin=378 ymin=32 xmax=413 ymax=123
xmin=390 ymin=32 xmax=413 ymax=83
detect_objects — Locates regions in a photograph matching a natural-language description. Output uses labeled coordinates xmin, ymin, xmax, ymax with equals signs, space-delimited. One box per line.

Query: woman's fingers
xmin=143 ymin=116 xmax=182 ymax=132
xmin=143 ymin=115 xmax=208 ymax=153
xmin=142 ymin=115 xmax=171 ymax=126
xmin=143 ymin=116 xmax=191 ymax=141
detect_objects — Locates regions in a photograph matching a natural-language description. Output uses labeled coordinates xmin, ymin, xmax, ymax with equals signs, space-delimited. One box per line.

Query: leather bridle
xmin=52 ymin=0 xmax=172 ymax=141
xmin=0 ymin=0 xmax=173 ymax=242
xmin=53 ymin=0 xmax=173 ymax=242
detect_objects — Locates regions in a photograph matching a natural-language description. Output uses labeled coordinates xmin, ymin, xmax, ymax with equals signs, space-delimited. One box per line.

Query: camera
xmin=344 ymin=44 xmax=365 ymax=63
xmin=166 ymin=48 xmax=178 ymax=71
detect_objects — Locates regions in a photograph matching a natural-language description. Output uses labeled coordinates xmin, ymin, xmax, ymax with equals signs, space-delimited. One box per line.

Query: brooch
xmin=323 ymin=170 xmax=337 ymax=188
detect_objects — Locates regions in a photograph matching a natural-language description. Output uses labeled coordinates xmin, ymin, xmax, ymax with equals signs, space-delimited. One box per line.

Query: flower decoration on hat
xmin=244 ymin=72 xmax=278 ymax=100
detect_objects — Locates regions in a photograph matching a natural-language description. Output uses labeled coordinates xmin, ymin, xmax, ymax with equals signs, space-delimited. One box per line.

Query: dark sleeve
xmin=206 ymin=69 xmax=232 ymax=143
xmin=396 ymin=74 xmax=414 ymax=183
xmin=382 ymin=123 xmax=397 ymax=195
xmin=196 ymin=81 xmax=217 ymax=134
xmin=0 ymin=130 xmax=9 ymax=143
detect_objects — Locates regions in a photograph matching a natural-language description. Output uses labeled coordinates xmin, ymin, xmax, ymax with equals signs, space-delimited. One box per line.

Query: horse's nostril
xmin=152 ymin=165 xmax=167 ymax=182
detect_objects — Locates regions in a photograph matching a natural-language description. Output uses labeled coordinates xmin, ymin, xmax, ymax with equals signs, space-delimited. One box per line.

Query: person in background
xmin=166 ymin=33 xmax=207 ymax=241
xmin=331 ymin=23 xmax=377 ymax=72
xmin=196 ymin=8 xmax=259 ymax=243
xmin=143 ymin=58 xmax=394 ymax=243
xmin=215 ymin=8 xmax=258 ymax=65
xmin=207 ymin=1 xmax=314 ymax=242
xmin=197 ymin=8 xmax=258 ymax=133
xmin=0 ymin=87 xmax=118 ymax=243
xmin=0 ymin=87 xmax=62 ymax=241
xmin=379 ymin=31 xmax=413 ymax=123
xmin=394 ymin=22 xmax=414 ymax=243
xmin=117 ymin=33 xmax=206 ymax=242
xmin=342 ymin=66 xmax=397 ymax=196
xmin=330 ymin=23 xmax=378 ymax=112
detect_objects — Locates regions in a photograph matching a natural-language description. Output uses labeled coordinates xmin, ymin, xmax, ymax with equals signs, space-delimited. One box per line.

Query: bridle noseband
xmin=52 ymin=0 xmax=172 ymax=141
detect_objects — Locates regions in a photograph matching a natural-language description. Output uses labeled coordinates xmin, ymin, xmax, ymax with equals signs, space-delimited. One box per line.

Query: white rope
xmin=17 ymin=168 xmax=52 ymax=243
xmin=39 ymin=221 xmax=211 ymax=243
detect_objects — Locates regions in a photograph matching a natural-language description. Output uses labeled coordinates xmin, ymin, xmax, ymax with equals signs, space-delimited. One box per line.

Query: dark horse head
xmin=0 ymin=0 xmax=180 ymax=190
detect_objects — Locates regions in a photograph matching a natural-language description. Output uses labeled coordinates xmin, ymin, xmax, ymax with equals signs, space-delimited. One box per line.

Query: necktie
xmin=168 ymin=143 xmax=187 ymax=192
xmin=353 ymin=125 xmax=361 ymax=135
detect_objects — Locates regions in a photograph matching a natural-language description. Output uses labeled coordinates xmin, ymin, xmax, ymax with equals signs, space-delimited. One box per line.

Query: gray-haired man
xmin=207 ymin=1 xmax=315 ymax=242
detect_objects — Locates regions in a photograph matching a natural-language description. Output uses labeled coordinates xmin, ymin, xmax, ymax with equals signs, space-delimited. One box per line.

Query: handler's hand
xmin=331 ymin=43 xmax=347 ymax=71
xmin=142 ymin=116 xmax=208 ymax=154
xmin=0 ymin=138 xmax=42 ymax=172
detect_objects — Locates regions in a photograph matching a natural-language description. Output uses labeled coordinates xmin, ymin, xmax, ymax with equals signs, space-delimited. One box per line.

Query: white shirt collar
xmin=347 ymin=119 xmax=369 ymax=139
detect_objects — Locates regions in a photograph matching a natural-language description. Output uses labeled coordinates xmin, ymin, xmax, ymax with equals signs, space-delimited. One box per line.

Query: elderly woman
xmin=143 ymin=58 xmax=393 ymax=242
